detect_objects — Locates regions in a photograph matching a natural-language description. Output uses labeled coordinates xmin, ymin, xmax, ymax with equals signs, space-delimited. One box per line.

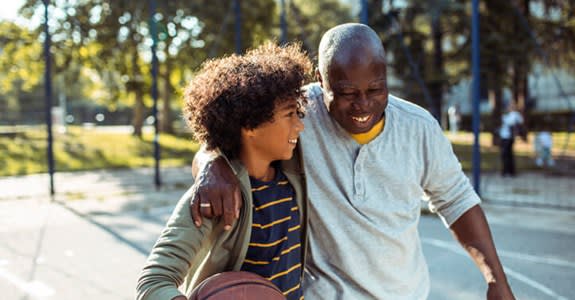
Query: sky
xmin=0 ymin=0 xmax=25 ymax=22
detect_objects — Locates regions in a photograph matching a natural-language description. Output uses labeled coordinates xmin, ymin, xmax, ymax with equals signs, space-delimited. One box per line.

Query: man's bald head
xmin=317 ymin=23 xmax=386 ymax=81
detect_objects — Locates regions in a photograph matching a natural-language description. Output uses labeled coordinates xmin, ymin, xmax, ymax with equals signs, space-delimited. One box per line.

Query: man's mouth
xmin=288 ymin=138 xmax=298 ymax=144
xmin=351 ymin=115 xmax=371 ymax=123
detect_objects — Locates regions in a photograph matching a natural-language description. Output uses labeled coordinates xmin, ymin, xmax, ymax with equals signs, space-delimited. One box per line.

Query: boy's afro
xmin=183 ymin=42 xmax=312 ymax=158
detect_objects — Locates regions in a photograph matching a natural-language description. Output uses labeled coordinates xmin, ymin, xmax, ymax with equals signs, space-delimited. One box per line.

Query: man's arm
xmin=190 ymin=147 xmax=242 ymax=230
xmin=450 ymin=205 xmax=515 ymax=300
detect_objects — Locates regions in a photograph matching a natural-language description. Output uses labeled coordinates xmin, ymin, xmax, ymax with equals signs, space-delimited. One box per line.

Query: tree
xmin=286 ymin=0 xmax=355 ymax=58
xmin=370 ymin=0 xmax=461 ymax=125
xmin=18 ymin=0 xmax=280 ymax=136
xmin=0 ymin=21 xmax=44 ymax=124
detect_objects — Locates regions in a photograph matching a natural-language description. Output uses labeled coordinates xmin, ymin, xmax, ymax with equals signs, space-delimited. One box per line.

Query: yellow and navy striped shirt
xmin=241 ymin=167 xmax=303 ymax=300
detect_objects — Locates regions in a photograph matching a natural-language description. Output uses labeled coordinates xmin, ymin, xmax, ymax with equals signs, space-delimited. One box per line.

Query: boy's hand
xmin=190 ymin=156 xmax=242 ymax=230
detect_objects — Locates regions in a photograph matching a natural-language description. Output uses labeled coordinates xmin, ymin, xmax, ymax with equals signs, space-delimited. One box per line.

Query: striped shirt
xmin=241 ymin=167 xmax=303 ymax=300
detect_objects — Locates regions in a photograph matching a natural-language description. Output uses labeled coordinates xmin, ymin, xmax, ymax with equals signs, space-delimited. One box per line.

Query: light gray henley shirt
xmin=300 ymin=84 xmax=481 ymax=299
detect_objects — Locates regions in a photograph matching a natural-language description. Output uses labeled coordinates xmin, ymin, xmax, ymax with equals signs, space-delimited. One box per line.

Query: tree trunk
xmin=430 ymin=12 xmax=445 ymax=128
xmin=132 ymin=88 xmax=145 ymax=138
xmin=512 ymin=0 xmax=531 ymax=128
xmin=488 ymin=56 xmax=505 ymax=143
xmin=160 ymin=61 xmax=174 ymax=134
xmin=130 ymin=51 xmax=145 ymax=138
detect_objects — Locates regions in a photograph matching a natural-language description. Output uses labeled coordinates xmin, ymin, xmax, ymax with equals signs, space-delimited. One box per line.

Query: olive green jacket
xmin=136 ymin=153 xmax=307 ymax=300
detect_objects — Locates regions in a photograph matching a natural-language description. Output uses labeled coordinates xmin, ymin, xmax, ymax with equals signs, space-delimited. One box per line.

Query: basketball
xmin=188 ymin=271 xmax=286 ymax=300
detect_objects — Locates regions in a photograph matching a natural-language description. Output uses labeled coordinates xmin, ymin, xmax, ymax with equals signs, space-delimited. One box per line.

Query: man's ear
xmin=315 ymin=68 xmax=323 ymax=88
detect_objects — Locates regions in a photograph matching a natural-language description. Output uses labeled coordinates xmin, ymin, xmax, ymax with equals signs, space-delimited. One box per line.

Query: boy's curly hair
xmin=183 ymin=42 xmax=312 ymax=159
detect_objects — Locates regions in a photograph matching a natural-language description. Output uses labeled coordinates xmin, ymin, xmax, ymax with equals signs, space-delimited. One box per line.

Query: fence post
xmin=43 ymin=0 xmax=55 ymax=196
xmin=471 ymin=0 xmax=481 ymax=195
xmin=149 ymin=0 xmax=161 ymax=189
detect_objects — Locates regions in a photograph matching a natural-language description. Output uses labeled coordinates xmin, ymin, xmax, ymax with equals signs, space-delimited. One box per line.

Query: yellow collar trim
xmin=350 ymin=118 xmax=385 ymax=145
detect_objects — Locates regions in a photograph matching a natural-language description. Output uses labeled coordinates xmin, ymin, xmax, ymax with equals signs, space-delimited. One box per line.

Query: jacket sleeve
xmin=136 ymin=187 xmax=216 ymax=300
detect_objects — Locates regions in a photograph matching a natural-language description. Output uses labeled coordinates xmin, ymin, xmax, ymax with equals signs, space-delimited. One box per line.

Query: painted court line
xmin=497 ymin=249 xmax=575 ymax=269
xmin=0 ymin=266 xmax=55 ymax=298
xmin=421 ymin=238 xmax=569 ymax=300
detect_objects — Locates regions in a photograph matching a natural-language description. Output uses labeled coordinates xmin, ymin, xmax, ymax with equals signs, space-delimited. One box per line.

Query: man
xmin=499 ymin=102 xmax=526 ymax=177
xmin=191 ymin=23 xmax=515 ymax=299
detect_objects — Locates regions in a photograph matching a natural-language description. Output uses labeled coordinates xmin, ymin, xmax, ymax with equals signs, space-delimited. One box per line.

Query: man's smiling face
xmin=320 ymin=48 xmax=388 ymax=134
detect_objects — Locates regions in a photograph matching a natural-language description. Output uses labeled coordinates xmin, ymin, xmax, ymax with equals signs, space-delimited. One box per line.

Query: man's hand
xmin=487 ymin=281 xmax=515 ymax=300
xmin=450 ymin=205 xmax=515 ymax=300
xmin=190 ymin=156 xmax=242 ymax=230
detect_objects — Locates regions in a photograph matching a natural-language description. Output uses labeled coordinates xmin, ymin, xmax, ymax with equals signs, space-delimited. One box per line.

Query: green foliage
xmin=3 ymin=0 xmax=573 ymax=134
xmin=0 ymin=126 xmax=199 ymax=176
xmin=0 ymin=21 xmax=45 ymax=119
xmin=286 ymin=0 xmax=355 ymax=58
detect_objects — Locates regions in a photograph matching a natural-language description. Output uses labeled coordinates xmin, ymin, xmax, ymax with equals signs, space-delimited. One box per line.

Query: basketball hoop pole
xmin=43 ymin=0 xmax=55 ymax=196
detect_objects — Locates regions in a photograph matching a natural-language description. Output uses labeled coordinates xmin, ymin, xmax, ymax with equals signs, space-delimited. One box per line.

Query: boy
xmin=136 ymin=42 xmax=312 ymax=300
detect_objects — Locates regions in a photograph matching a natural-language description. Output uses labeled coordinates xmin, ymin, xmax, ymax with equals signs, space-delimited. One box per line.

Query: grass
xmin=447 ymin=131 xmax=575 ymax=172
xmin=0 ymin=126 xmax=200 ymax=176
xmin=1 ymin=126 xmax=573 ymax=176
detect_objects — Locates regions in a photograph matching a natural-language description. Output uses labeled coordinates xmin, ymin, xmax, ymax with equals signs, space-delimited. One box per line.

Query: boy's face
xmin=243 ymin=99 xmax=304 ymax=162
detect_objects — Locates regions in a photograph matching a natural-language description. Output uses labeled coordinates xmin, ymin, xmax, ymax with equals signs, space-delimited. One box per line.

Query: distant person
xmin=190 ymin=23 xmax=516 ymax=299
xmin=499 ymin=103 xmax=526 ymax=177
xmin=534 ymin=130 xmax=554 ymax=167
xmin=136 ymin=42 xmax=312 ymax=300
xmin=448 ymin=104 xmax=461 ymax=134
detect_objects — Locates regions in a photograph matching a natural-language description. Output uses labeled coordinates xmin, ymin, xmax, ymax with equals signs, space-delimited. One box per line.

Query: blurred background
xmin=1 ymin=1 xmax=574 ymax=181
xmin=1 ymin=0 xmax=574 ymax=176
xmin=0 ymin=1 xmax=574 ymax=299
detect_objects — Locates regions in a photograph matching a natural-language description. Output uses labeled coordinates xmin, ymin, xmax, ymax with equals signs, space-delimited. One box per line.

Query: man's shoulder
xmin=303 ymin=82 xmax=322 ymax=101
xmin=388 ymin=94 xmax=437 ymax=126
xmin=302 ymin=82 xmax=324 ymax=114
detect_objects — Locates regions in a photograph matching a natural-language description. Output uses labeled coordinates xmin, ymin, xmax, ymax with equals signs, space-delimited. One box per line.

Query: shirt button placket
xmin=354 ymin=149 xmax=366 ymax=200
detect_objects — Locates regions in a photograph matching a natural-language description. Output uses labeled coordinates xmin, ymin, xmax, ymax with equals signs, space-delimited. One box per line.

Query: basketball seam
xmin=203 ymin=281 xmax=283 ymax=299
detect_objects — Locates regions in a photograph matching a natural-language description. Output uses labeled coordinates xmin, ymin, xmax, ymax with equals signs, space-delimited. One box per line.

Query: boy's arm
xmin=136 ymin=189 xmax=215 ymax=300
xmin=190 ymin=147 xmax=242 ymax=230
xmin=450 ymin=205 xmax=515 ymax=300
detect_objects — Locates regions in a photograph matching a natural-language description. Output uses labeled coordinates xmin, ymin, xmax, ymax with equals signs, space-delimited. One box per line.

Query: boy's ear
xmin=241 ymin=128 xmax=256 ymax=138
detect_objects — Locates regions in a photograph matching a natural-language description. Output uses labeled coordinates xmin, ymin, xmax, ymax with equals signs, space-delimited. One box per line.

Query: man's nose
xmin=352 ymin=92 xmax=370 ymax=109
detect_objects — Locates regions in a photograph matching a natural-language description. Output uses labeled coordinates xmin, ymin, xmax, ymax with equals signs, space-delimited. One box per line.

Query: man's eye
xmin=368 ymin=88 xmax=385 ymax=94
xmin=337 ymin=91 xmax=356 ymax=97
xmin=297 ymin=111 xmax=305 ymax=119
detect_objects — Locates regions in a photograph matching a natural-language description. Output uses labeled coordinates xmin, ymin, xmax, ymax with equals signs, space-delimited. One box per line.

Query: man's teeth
xmin=288 ymin=139 xmax=298 ymax=144
xmin=352 ymin=115 xmax=370 ymax=122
